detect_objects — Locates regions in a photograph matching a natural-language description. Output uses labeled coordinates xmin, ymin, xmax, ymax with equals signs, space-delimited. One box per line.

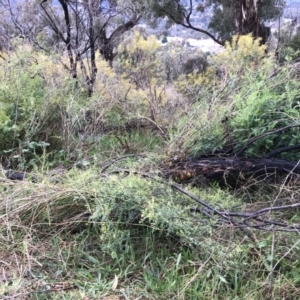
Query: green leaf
xmin=258 ymin=240 xmax=268 ymax=248
xmin=219 ymin=276 xmax=228 ymax=284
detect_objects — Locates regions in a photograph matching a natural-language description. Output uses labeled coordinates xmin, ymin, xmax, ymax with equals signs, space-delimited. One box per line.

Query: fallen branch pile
xmin=109 ymin=167 xmax=300 ymax=235
xmin=170 ymin=177 xmax=300 ymax=234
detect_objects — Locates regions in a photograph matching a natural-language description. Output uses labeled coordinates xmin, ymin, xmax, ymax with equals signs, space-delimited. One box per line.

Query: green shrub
xmin=230 ymin=63 xmax=300 ymax=158
xmin=0 ymin=43 xmax=88 ymax=168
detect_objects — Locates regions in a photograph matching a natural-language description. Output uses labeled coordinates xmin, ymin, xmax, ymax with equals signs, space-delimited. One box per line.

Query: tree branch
xmin=236 ymin=123 xmax=300 ymax=157
xmin=157 ymin=4 xmax=223 ymax=46
xmin=265 ymin=144 xmax=300 ymax=158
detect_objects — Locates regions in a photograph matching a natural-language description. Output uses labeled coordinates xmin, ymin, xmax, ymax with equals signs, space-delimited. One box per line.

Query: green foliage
xmin=88 ymin=173 xmax=219 ymax=249
xmin=174 ymin=34 xmax=268 ymax=100
xmin=166 ymin=34 xmax=300 ymax=159
xmin=166 ymin=81 xmax=228 ymax=158
xmin=213 ymin=34 xmax=267 ymax=76
xmin=148 ymin=0 xmax=185 ymax=24
xmin=0 ymin=43 xmax=80 ymax=168
xmin=2 ymin=8 xmax=300 ymax=300
xmin=168 ymin=34 xmax=300 ymax=160
xmin=272 ymin=20 xmax=300 ymax=62
xmin=230 ymin=61 xmax=300 ymax=158
xmin=2 ymin=166 xmax=300 ymax=299
xmin=208 ymin=4 xmax=235 ymax=42
xmin=185 ymin=106 xmax=226 ymax=156
xmin=117 ymin=31 xmax=163 ymax=87
xmin=158 ymin=41 xmax=193 ymax=81
xmin=0 ymin=47 xmax=46 ymax=152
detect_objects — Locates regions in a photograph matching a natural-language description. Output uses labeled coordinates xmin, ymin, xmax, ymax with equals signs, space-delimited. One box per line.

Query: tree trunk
xmin=58 ymin=0 xmax=77 ymax=79
xmin=167 ymin=157 xmax=300 ymax=185
xmin=233 ymin=0 xmax=270 ymax=43
xmin=98 ymin=16 xmax=141 ymax=66
xmin=99 ymin=34 xmax=116 ymax=68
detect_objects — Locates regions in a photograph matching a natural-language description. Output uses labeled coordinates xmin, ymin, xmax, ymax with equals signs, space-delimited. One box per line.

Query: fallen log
xmin=167 ymin=157 xmax=300 ymax=183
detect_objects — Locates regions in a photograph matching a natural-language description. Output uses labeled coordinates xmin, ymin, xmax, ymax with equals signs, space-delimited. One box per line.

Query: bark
xmin=58 ymin=0 xmax=77 ymax=79
xmin=233 ymin=0 xmax=270 ymax=43
xmin=98 ymin=16 xmax=142 ymax=66
xmin=167 ymin=157 xmax=300 ymax=183
xmin=82 ymin=0 xmax=97 ymax=96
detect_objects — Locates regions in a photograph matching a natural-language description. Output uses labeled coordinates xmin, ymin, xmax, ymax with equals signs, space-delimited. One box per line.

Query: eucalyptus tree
xmin=208 ymin=0 xmax=285 ymax=43
xmin=142 ymin=0 xmax=285 ymax=45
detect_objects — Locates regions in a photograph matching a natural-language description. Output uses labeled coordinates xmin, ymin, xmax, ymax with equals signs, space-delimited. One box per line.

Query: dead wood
xmin=167 ymin=157 xmax=300 ymax=183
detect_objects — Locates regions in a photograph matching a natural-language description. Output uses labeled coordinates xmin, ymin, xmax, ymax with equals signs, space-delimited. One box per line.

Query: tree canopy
xmin=141 ymin=0 xmax=285 ymax=44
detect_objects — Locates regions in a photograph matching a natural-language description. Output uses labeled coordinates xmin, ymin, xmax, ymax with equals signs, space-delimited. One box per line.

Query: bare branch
xmin=156 ymin=3 xmax=223 ymax=46
xmin=103 ymin=168 xmax=300 ymax=234
xmin=265 ymin=144 xmax=300 ymax=158
xmin=236 ymin=123 xmax=300 ymax=157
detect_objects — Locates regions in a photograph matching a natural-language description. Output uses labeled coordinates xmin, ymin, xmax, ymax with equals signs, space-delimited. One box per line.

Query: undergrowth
xmin=1 ymin=35 xmax=300 ymax=299
xmin=1 ymin=164 xmax=300 ymax=299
